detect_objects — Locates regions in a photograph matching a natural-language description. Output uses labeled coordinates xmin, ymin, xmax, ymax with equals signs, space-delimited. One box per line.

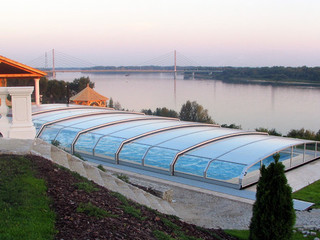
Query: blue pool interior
xmin=32 ymin=104 xmax=320 ymax=189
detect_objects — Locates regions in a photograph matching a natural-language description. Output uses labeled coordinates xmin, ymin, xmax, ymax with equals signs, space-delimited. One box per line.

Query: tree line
xmin=142 ymin=100 xmax=214 ymax=124
xmin=142 ymin=104 xmax=320 ymax=141
xmin=187 ymin=66 xmax=320 ymax=84
xmin=7 ymin=77 xmax=94 ymax=103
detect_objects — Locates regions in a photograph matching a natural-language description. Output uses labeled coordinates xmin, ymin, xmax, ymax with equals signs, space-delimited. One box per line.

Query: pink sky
xmin=1 ymin=0 xmax=320 ymax=67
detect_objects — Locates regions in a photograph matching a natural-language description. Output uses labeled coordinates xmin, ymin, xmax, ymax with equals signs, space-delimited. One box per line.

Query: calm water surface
xmin=56 ymin=72 xmax=320 ymax=134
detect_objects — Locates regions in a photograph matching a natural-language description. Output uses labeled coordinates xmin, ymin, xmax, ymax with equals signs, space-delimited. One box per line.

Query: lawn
xmin=226 ymin=229 xmax=320 ymax=240
xmin=0 ymin=155 xmax=56 ymax=240
xmin=226 ymin=179 xmax=320 ymax=239
xmin=292 ymin=179 xmax=320 ymax=208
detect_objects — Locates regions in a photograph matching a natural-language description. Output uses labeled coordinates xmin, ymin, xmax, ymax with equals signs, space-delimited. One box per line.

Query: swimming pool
xmin=32 ymin=104 xmax=320 ymax=189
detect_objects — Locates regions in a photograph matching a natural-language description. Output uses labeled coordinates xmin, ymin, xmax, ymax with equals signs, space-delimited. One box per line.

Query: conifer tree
xmin=108 ymin=97 xmax=114 ymax=108
xmin=249 ymin=153 xmax=296 ymax=240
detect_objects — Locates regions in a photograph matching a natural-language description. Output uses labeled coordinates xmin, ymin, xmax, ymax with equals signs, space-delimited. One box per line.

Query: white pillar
xmin=34 ymin=78 xmax=40 ymax=105
xmin=8 ymin=87 xmax=36 ymax=139
xmin=0 ymin=87 xmax=10 ymax=138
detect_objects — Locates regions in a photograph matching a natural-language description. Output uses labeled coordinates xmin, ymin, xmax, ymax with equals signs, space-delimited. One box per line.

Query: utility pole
xmin=52 ymin=49 xmax=56 ymax=79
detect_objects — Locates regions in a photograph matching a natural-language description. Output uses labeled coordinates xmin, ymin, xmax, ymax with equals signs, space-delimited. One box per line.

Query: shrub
xmin=249 ymin=153 xmax=295 ymax=240
xmin=76 ymin=202 xmax=117 ymax=219
xmin=116 ymin=174 xmax=129 ymax=183
xmin=73 ymin=182 xmax=99 ymax=193
xmin=51 ymin=140 xmax=60 ymax=147
xmin=97 ymin=164 xmax=106 ymax=172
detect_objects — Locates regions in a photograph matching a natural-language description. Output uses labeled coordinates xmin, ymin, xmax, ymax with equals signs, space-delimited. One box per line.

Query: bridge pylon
xmin=52 ymin=49 xmax=56 ymax=79
xmin=174 ymin=50 xmax=177 ymax=80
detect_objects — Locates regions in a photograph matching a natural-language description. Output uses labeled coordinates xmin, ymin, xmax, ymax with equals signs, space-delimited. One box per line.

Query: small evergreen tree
xmin=108 ymin=97 xmax=114 ymax=108
xmin=249 ymin=153 xmax=296 ymax=240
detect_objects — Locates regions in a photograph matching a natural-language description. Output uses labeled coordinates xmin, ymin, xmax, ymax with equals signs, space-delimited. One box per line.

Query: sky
xmin=1 ymin=0 xmax=320 ymax=67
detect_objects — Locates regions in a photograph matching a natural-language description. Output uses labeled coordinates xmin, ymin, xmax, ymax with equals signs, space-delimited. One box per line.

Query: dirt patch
xmin=26 ymin=154 xmax=238 ymax=240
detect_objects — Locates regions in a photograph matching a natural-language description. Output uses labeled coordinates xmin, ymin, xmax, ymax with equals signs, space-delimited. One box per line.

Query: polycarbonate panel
xmin=174 ymin=155 xmax=211 ymax=176
xmin=39 ymin=125 xmax=64 ymax=142
xmin=94 ymin=136 xmax=125 ymax=160
xmin=242 ymin=161 xmax=261 ymax=187
xmin=74 ymin=132 xmax=104 ymax=154
xmin=33 ymin=108 xmax=105 ymax=120
xmin=206 ymin=160 xmax=245 ymax=181
xmin=119 ymin=143 xmax=150 ymax=164
xmin=158 ymin=128 xmax=241 ymax=150
xmin=44 ymin=114 xmax=125 ymax=128
xmin=305 ymin=143 xmax=316 ymax=162
xmin=291 ymin=144 xmax=304 ymax=167
xmin=32 ymin=104 xmax=67 ymax=111
xmin=144 ymin=147 xmax=178 ymax=170
xmin=135 ymin=126 xmax=215 ymax=146
xmin=33 ymin=120 xmax=46 ymax=132
xmin=262 ymin=149 xmax=292 ymax=168
xmin=54 ymin=127 xmax=80 ymax=150
xmin=280 ymin=148 xmax=292 ymax=169
xmin=89 ymin=120 xmax=170 ymax=136
xmin=111 ymin=120 xmax=191 ymax=139
xmin=218 ymin=137 xmax=304 ymax=165
xmin=69 ymin=114 xmax=144 ymax=130
xmin=247 ymin=161 xmax=261 ymax=173
xmin=33 ymin=111 xmax=107 ymax=126
xmin=177 ymin=135 xmax=270 ymax=160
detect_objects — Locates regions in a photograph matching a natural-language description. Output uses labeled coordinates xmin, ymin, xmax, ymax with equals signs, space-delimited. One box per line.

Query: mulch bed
xmin=28 ymin=155 xmax=238 ymax=240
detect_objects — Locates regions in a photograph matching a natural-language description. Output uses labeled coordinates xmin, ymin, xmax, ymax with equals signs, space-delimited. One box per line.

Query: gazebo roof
xmin=70 ymin=84 xmax=109 ymax=102
xmin=0 ymin=55 xmax=47 ymax=78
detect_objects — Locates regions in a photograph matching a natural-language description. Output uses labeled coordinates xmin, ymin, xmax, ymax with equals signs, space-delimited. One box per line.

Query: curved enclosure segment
xmin=32 ymin=104 xmax=320 ymax=189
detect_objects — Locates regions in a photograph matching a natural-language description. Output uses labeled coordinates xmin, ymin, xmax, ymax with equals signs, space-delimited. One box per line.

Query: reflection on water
xmin=55 ymin=72 xmax=320 ymax=134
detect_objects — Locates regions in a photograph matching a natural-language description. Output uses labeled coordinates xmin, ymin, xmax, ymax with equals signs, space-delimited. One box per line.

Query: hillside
xmin=0 ymin=154 xmax=237 ymax=240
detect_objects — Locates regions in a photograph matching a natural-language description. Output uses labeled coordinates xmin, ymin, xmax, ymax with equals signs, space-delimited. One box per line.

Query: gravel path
xmin=129 ymin=176 xmax=320 ymax=230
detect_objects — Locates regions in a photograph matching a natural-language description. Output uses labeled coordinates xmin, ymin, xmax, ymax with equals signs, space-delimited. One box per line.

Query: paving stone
xmin=82 ymin=163 xmax=104 ymax=186
xmin=67 ymin=156 xmax=88 ymax=178
xmin=50 ymin=146 xmax=70 ymax=168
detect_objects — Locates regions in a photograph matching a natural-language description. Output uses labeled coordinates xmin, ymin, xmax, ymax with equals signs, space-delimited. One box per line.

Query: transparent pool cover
xmin=32 ymin=104 xmax=319 ymax=189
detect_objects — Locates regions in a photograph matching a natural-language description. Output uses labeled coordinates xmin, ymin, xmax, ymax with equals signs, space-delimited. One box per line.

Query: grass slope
xmin=0 ymin=155 xmax=56 ymax=240
xmin=226 ymin=229 xmax=320 ymax=240
xmin=0 ymin=155 xmax=235 ymax=240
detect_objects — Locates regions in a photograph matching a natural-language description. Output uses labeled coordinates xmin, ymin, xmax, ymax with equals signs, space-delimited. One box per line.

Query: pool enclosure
xmin=32 ymin=104 xmax=320 ymax=189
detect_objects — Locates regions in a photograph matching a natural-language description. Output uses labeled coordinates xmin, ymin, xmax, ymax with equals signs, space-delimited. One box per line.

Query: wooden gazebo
xmin=0 ymin=55 xmax=47 ymax=105
xmin=70 ymin=84 xmax=109 ymax=107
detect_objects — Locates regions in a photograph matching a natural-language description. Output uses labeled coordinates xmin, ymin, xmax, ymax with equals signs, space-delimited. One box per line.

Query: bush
xmin=179 ymin=100 xmax=214 ymax=124
xmin=76 ymin=202 xmax=117 ymax=219
xmin=116 ymin=174 xmax=129 ymax=183
xmin=73 ymin=182 xmax=99 ymax=193
xmin=249 ymin=153 xmax=295 ymax=240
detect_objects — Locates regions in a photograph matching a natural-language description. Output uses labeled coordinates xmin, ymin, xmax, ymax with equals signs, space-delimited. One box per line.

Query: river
xmin=55 ymin=72 xmax=320 ymax=135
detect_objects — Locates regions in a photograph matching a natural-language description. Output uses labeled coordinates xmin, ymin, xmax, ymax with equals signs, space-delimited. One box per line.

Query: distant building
xmin=0 ymin=55 xmax=47 ymax=105
xmin=70 ymin=84 xmax=109 ymax=107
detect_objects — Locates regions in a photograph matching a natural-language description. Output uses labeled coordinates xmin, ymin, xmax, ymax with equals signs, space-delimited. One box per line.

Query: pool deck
xmin=87 ymin=157 xmax=317 ymax=211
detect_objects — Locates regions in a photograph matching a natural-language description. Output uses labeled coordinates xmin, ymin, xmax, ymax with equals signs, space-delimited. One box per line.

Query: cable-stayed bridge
xmin=28 ymin=49 xmax=221 ymax=79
